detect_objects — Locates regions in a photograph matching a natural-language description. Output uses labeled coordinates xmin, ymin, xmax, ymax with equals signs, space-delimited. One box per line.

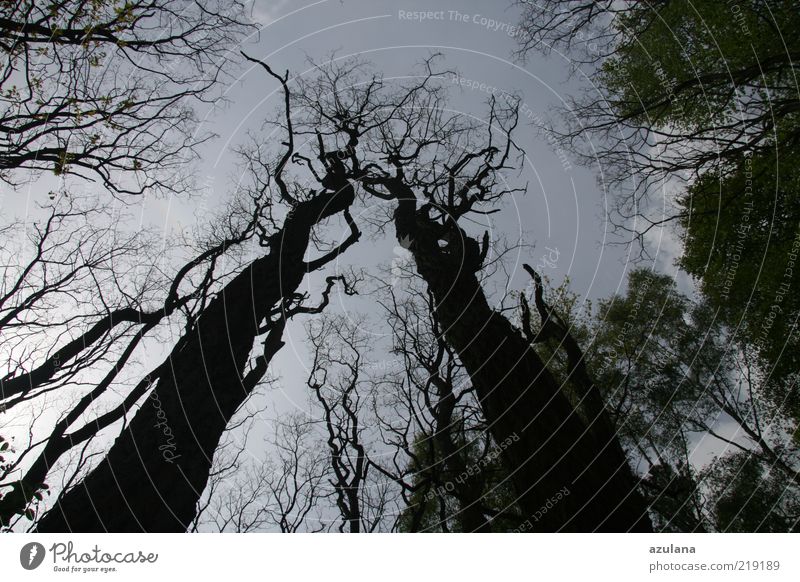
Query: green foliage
xmin=585 ymin=269 xmax=798 ymax=531
xmin=702 ymin=452 xmax=799 ymax=532
xmin=516 ymin=1 xmax=800 ymax=531
xmin=679 ymin=150 xmax=800 ymax=422
xmin=399 ymin=269 xmax=798 ymax=532
xmin=641 ymin=463 xmax=706 ymax=532
xmin=601 ymin=0 xmax=800 ymax=134
xmin=395 ymin=433 xmax=521 ymax=532
xmin=591 ymin=270 xmax=704 ymax=449
xmin=596 ymin=0 xmax=800 ymax=428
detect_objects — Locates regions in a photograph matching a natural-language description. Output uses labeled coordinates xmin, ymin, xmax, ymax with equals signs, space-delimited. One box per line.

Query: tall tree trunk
xmin=37 ymin=188 xmax=355 ymax=532
xmin=432 ymin=387 xmax=492 ymax=532
xmin=393 ymin=193 xmax=651 ymax=532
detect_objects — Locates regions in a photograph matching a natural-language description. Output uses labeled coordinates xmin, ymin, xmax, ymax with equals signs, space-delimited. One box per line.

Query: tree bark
xmin=37 ymin=187 xmax=355 ymax=532
xmin=393 ymin=192 xmax=651 ymax=532
xmin=432 ymin=387 xmax=492 ymax=532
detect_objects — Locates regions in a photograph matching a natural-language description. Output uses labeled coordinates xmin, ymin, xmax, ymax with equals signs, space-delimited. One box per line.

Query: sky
xmin=195 ymin=0 xmax=684 ymax=420
xmin=1 ymin=0 xmax=665 ymax=345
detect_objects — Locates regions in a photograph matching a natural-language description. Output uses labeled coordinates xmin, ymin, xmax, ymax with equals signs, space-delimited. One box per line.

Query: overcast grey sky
xmin=186 ymin=0 xmax=674 ymax=413
xmin=1 ymin=0 xmax=722 ymax=530
xmin=2 ymin=0 xmax=696 ymax=451
xmin=174 ymin=0 xmax=725 ymax=492
xmin=2 ymin=0 xmax=665 ymax=339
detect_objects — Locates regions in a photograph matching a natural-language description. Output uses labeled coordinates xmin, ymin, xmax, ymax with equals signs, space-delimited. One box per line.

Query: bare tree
xmin=0 ymin=194 xmax=249 ymax=411
xmin=0 ymin=181 xmax=289 ymax=525
xmin=306 ymin=315 xmax=393 ymax=533
xmin=35 ymin=189 xmax=358 ymax=531
xmin=513 ymin=0 xmax=628 ymax=66
xmin=197 ymin=315 xmax=399 ymax=534
xmin=216 ymin=55 xmax=650 ymax=531
xmin=35 ymin=58 xmax=361 ymax=532
xmin=1 ymin=0 xmax=253 ymax=195
xmin=0 ymin=194 xmax=240 ymax=525
xmin=23 ymin=53 xmax=653 ymax=532
xmin=192 ymin=405 xmax=329 ymax=533
xmin=257 ymin=415 xmax=330 ymax=533
xmin=369 ymin=280 xmax=519 ymax=532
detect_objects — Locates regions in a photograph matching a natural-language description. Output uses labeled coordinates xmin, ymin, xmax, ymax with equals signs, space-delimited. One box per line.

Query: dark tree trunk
xmin=37 ymin=188 xmax=355 ymax=533
xmin=393 ymin=194 xmax=651 ymax=532
xmin=429 ymin=366 xmax=492 ymax=532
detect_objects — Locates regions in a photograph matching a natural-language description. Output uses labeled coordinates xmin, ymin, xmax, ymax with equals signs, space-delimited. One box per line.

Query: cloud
xmin=250 ymin=0 xmax=298 ymax=26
